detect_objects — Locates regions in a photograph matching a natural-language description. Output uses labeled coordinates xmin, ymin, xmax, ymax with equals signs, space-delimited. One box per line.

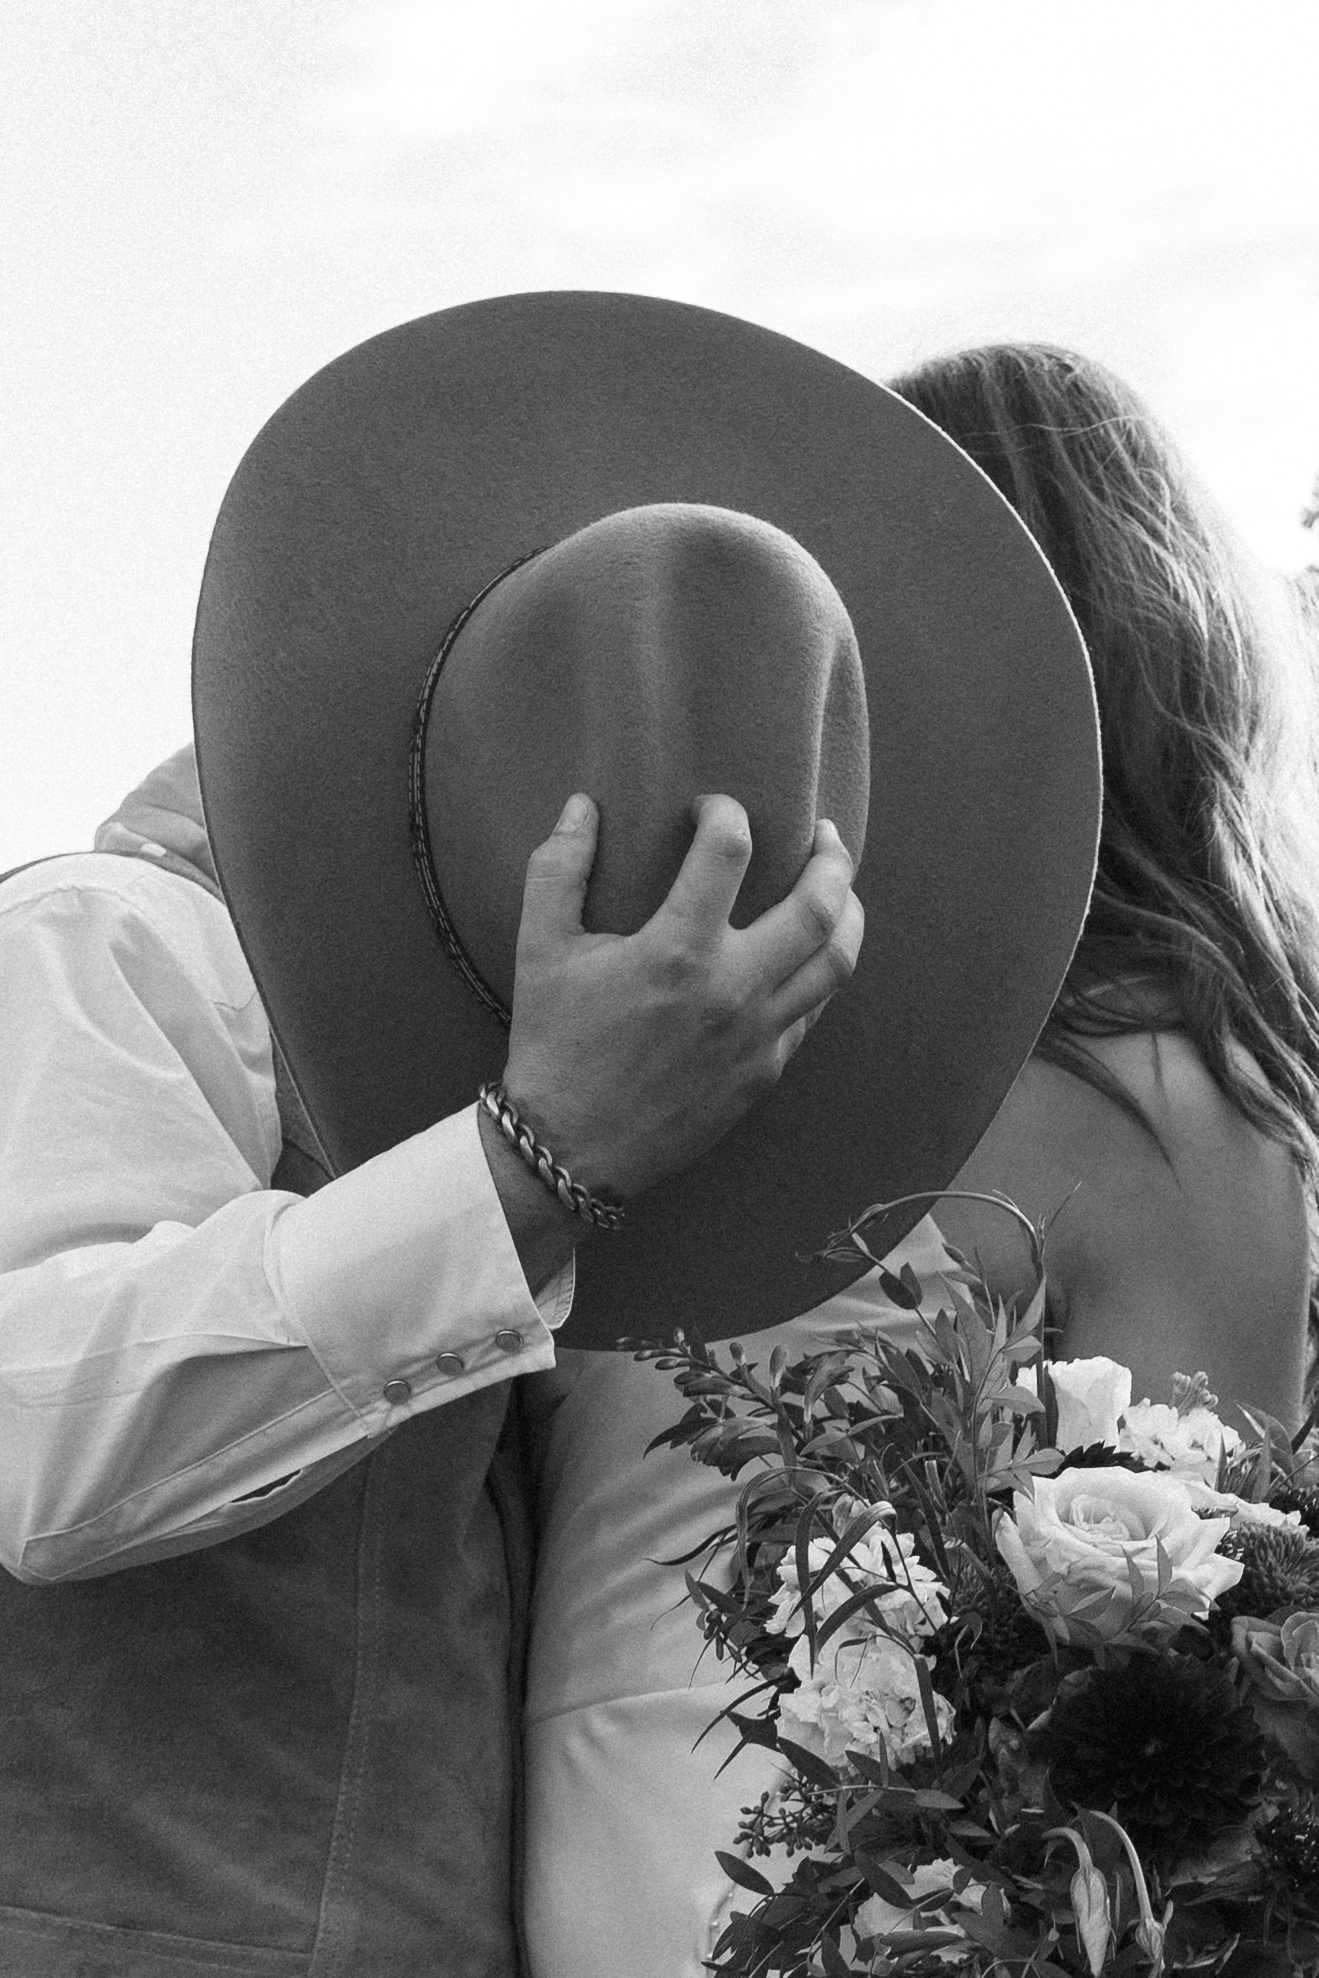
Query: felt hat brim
xmin=193 ymin=291 xmax=1100 ymax=1345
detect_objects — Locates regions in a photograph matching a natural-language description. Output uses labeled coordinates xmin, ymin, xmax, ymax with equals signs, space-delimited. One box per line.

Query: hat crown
xmin=428 ymin=503 xmax=869 ymax=1003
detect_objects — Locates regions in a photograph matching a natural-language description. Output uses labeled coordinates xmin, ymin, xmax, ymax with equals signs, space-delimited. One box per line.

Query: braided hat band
xmin=408 ymin=546 xmax=545 ymax=1029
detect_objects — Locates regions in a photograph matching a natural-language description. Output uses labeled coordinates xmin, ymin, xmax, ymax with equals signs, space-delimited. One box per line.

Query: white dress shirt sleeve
xmin=0 ymin=856 xmax=572 ymax=1584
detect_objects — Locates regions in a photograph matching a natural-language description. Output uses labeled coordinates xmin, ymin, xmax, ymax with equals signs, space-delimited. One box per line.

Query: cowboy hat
xmin=193 ymin=290 xmax=1099 ymax=1343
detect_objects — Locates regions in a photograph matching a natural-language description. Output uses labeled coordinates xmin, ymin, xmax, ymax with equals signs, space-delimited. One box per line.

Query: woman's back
xmin=937 ymin=1023 xmax=1311 ymax=1420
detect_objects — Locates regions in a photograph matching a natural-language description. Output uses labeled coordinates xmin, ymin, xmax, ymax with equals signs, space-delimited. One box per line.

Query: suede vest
xmin=0 ymin=859 xmax=530 ymax=1976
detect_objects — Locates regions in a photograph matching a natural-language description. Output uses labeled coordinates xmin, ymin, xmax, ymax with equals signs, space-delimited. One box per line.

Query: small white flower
xmin=1048 ymin=1357 xmax=1132 ymax=1451
xmin=778 ymin=1630 xmax=954 ymax=1767
xmin=766 ymin=1511 xmax=948 ymax=1647
xmin=1119 ymin=1399 xmax=1241 ymax=1482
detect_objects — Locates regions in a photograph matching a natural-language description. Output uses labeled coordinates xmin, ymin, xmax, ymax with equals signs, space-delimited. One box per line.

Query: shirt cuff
xmin=265 ymin=1104 xmax=575 ymax=1430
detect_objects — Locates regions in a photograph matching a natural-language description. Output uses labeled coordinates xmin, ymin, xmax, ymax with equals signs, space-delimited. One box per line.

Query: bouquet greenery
xmin=635 ymin=1195 xmax=1319 ymax=1977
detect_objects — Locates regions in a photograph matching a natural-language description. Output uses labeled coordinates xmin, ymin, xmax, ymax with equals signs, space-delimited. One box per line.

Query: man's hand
xmin=500 ymin=791 xmax=864 ymax=1203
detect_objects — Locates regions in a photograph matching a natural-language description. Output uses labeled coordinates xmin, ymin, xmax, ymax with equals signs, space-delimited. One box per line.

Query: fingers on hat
xmin=740 ymin=816 xmax=857 ymax=987
xmin=657 ymin=794 xmax=755 ymax=939
xmin=768 ymin=890 xmax=865 ymax=1031
xmin=518 ymin=793 xmax=600 ymax=945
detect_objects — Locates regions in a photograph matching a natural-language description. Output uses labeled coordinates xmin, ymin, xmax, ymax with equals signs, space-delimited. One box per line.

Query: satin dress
xmin=521 ymin=1217 xmax=959 ymax=1978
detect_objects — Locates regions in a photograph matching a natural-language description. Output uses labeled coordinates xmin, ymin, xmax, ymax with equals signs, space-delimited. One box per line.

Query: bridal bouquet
xmin=636 ymin=1196 xmax=1319 ymax=1976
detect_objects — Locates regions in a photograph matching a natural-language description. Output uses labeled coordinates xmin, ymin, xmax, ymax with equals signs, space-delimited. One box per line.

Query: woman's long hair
xmin=890 ymin=342 xmax=1319 ymax=1184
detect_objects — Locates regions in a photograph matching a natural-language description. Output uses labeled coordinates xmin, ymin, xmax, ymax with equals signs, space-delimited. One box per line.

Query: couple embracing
xmin=1 ymin=292 xmax=1314 ymax=1976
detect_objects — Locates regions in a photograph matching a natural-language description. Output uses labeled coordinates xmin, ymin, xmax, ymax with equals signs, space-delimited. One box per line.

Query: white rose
xmin=779 ymin=1629 xmax=955 ymax=1768
xmin=994 ymin=1466 xmax=1242 ymax=1645
xmin=1048 ymin=1357 xmax=1132 ymax=1452
xmin=766 ymin=1518 xmax=948 ymax=1647
xmin=1119 ymin=1399 xmax=1241 ymax=1481
xmin=855 ymin=1858 xmax=987 ymax=1966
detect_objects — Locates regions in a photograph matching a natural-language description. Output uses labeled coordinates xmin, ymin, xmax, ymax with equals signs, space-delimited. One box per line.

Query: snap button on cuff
xmin=435 ymin=1353 xmax=466 ymax=1377
xmin=494 ymin=1329 xmax=524 ymax=1353
xmin=382 ymin=1379 xmax=413 ymax=1404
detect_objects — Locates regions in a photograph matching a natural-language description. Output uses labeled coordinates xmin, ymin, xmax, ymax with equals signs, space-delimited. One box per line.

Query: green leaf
xmin=854 ymin=1854 xmax=916 ymax=1907
xmin=793 ymin=1504 xmax=823 ymax=1661
xmin=914 ymin=1653 xmax=946 ymax=1767
xmin=803 ymin=1352 xmax=854 ymax=1420
xmin=814 ymin=1585 xmax=905 ymax=1654
xmin=817 ymin=1930 xmax=852 ymax=1978
xmin=726 ymin=1707 xmax=782 ymax=1751
xmin=714 ymin=1850 xmax=776 ymax=1897
xmin=845 ymin=1750 xmax=895 ymax=1788
xmin=803 ymin=1433 xmax=863 ymax=1464
xmin=877 ymin=1265 xmax=924 ymax=1311
xmin=998 ymin=1383 xmax=1046 ymax=1417
xmin=774 ymin=1735 xmax=841 ymax=1791
xmin=808 ymin=1505 xmax=895 ymax=1590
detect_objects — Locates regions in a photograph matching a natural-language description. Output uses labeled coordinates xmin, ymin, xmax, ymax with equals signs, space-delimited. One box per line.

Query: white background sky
xmin=3 ymin=0 xmax=1317 ymax=869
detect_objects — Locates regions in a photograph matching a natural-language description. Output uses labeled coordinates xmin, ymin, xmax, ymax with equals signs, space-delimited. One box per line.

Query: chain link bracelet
xmin=478 ymin=1080 xmax=627 ymax=1231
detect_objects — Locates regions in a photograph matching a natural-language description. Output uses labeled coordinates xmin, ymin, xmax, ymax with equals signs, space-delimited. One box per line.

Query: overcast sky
xmin=3 ymin=0 xmax=1317 ymax=867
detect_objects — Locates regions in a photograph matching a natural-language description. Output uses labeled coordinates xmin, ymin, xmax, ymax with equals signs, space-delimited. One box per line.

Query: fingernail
xmin=557 ymin=794 xmax=589 ymax=832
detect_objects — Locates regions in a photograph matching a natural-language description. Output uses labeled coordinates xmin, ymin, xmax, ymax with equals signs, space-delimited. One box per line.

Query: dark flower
xmin=1054 ymin=1443 xmax=1145 ymax=1474
xmin=1266 ymin=1483 xmax=1319 ymax=1541
xmin=931 ymin=1566 xmax=1053 ymax=1718
xmin=1258 ymin=1802 xmax=1319 ymax=1904
xmin=977 ymin=1565 xmax=1055 ymax=1665
xmin=1216 ymin=1524 xmax=1319 ymax=1621
xmin=1045 ymin=1651 xmax=1265 ymax=1862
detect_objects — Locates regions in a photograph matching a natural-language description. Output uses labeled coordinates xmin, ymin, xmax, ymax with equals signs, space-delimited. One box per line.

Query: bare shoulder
xmin=936 ymin=1030 xmax=1310 ymax=1421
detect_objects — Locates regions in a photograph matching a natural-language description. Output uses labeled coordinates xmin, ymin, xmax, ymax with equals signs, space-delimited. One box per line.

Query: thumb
xmin=516 ymin=794 xmax=599 ymax=954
